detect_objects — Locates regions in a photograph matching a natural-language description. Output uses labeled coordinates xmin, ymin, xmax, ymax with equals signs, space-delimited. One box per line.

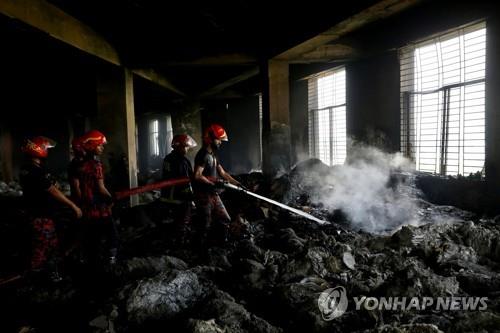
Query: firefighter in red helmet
xmin=19 ymin=136 xmax=82 ymax=281
xmin=193 ymin=124 xmax=242 ymax=246
xmin=160 ymin=134 xmax=197 ymax=245
xmin=78 ymin=130 xmax=118 ymax=265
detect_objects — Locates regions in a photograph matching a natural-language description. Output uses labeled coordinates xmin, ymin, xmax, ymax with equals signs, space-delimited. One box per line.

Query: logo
xmin=317 ymin=286 xmax=348 ymax=320
xmin=317 ymin=290 xmax=488 ymax=321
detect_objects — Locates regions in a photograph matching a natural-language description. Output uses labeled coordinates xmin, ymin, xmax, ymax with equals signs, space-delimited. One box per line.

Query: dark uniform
xmin=161 ymin=150 xmax=194 ymax=243
xmin=66 ymin=157 xmax=84 ymax=257
xmin=193 ymin=147 xmax=231 ymax=244
xmin=67 ymin=157 xmax=83 ymax=203
xmin=19 ymin=163 xmax=58 ymax=271
xmin=79 ymin=156 xmax=118 ymax=262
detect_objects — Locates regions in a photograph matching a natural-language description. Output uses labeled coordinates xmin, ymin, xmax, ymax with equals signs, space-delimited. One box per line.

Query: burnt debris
xmin=1 ymin=159 xmax=500 ymax=333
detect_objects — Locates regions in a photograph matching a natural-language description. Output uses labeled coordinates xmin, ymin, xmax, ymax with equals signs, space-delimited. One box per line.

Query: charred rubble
xmin=1 ymin=159 xmax=500 ymax=333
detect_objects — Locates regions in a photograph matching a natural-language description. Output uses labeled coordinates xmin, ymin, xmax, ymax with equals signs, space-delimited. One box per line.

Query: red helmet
xmin=171 ymin=134 xmax=197 ymax=148
xmin=81 ymin=130 xmax=107 ymax=152
xmin=203 ymin=124 xmax=228 ymax=145
xmin=71 ymin=136 xmax=85 ymax=156
xmin=21 ymin=136 xmax=56 ymax=158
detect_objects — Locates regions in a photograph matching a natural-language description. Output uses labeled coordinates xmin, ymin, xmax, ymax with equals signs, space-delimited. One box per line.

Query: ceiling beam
xmin=275 ymin=0 xmax=422 ymax=61
xmin=288 ymin=44 xmax=358 ymax=64
xmin=0 ymin=0 xmax=184 ymax=95
xmin=200 ymin=67 xmax=259 ymax=98
xmin=164 ymin=53 xmax=257 ymax=67
xmin=0 ymin=0 xmax=120 ymax=65
xmin=132 ymin=69 xmax=186 ymax=96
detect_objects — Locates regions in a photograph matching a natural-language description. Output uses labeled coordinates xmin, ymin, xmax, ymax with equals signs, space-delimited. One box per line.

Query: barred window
xmin=308 ymin=67 xmax=347 ymax=166
xmin=258 ymin=93 xmax=263 ymax=168
xmin=149 ymin=119 xmax=160 ymax=156
xmin=400 ymin=22 xmax=486 ymax=177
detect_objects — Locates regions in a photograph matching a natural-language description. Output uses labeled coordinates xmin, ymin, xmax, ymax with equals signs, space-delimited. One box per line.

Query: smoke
xmin=299 ymin=145 xmax=420 ymax=233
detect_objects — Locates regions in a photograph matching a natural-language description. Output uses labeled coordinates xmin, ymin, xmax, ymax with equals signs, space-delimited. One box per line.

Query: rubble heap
xmin=2 ymin=159 xmax=500 ymax=333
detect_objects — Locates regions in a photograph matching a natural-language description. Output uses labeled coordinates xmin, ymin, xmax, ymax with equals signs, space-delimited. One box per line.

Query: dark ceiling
xmin=13 ymin=0 xmax=494 ymax=98
xmin=48 ymin=0 xmax=380 ymax=66
xmin=42 ymin=0 xmax=385 ymax=95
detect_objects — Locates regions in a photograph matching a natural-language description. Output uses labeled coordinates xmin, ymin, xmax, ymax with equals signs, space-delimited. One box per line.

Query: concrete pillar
xmin=0 ymin=128 xmax=13 ymax=182
xmin=96 ymin=66 xmax=138 ymax=206
xmin=486 ymin=17 xmax=500 ymax=190
xmin=261 ymin=60 xmax=292 ymax=176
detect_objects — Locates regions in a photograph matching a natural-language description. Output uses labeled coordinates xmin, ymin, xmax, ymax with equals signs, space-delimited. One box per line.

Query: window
xmin=149 ymin=119 xmax=160 ymax=156
xmin=400 ymin=22 xmax=486 ymax=177
xmin=308 ymin=67 xmax=347 ymax=165
xmin=165 ymin=115 xmax=173 ymax=156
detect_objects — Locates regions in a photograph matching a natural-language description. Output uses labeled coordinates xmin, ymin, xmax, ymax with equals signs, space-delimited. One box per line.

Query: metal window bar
xmin=150 ymin=119 xmax=160 ymax=156
xmin=403 ymin=80 xmax=485 ymax=176
xmin=400 ymin=21 xmax=485 ymax=177
xmin=308 ymin=68 xmax=346 ymax=166
xmin=309 ymin=105 xmax=347 ymax=165
xmin=258 ymin=94 xmax=263 ymax=167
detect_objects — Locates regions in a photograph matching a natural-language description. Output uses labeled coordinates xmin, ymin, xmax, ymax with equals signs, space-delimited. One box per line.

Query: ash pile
xmin=3 ymin=150 xmax=500 ymax=333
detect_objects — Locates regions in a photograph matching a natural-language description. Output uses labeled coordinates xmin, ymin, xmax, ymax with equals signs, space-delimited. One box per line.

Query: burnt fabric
xmin=79 ymin=157 xmax=112 ymax=219
xmin=31 ymin=217 xmax=58 ymax=270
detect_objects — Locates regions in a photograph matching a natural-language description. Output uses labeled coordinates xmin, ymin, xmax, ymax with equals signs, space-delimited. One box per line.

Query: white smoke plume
xmin=296 ymin=144 xmax=421 ymax=233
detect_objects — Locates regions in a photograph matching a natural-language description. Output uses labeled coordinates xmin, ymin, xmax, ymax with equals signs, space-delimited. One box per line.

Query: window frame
xmin=149 ymin=119 xmax=160 ymax=157
xmin=308 ymin=66 xmax=347 ymax=166
xmin=400 ymin=21 xmax=486 ymax=177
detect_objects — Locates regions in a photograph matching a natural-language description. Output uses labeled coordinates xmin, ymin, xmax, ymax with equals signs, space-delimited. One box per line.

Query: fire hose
xmin=114 ymin=177 xmax=190 ymax=200
xmin=115 ymin=177 xmax=329 ymax=225
xmin=223 ymin=183 xmax=328 ymax=225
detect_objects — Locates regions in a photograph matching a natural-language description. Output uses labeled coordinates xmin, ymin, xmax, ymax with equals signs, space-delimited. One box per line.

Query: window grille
xmin=163 ymin=114 xmax=173 ymax=156
xmin=400 ymin=22 xmax=486 ymax=177
xmin=149 ymin=119 xmax=160 ymax=156
xmin=258 ymin=93 xmax=263 ymax=168
xmin=308 ymin=67 xmax=347 ymax=166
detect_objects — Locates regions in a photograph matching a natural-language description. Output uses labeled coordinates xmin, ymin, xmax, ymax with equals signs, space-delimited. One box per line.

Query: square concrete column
xmin=0 ymin=128 xmax=13 ymax=182
xmin=486 ymin=18 xmax=500 ymax=190
xmin=96 ymin=66 xmax=139 ymax=206
xmin=261 ymin=60 xmax=292 ymax=176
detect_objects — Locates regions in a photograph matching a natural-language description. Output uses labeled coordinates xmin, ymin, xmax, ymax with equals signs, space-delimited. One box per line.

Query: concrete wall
xmin=201 ymin=97 xmax=261 ymax=174
xmin=485 ymin=16 xmax=500 ymax=191
xmin=289 ymin=78 xmax=308 ymax=164
xmin=287 ymin=0 xmax=500 ymax=211
xmin=346 ymin=52 xmax=401 ymax=152
xmin=0 ymin=17 xmax=98 ymax=180
xmin=286 ymin=1 xmax=500 ymax=179
xmin=289 ymin=52 xmax=400 ymax=163
xmin=224 ymin=96 xmax=261 ymax=174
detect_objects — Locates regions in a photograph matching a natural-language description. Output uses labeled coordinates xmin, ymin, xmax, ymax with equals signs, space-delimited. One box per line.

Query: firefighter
xmin=19 ymin=136 xmax=82 ymax=281
xmin=160 ymin=134 xmax=197 ymax=245
xmin=79 ymin=130 xmax=118 ymax=265
xmin=193 ymin=124 xmax=242 ymax=246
